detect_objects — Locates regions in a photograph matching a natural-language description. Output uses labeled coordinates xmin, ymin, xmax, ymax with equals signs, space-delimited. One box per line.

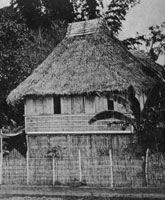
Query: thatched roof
xmin=7 ymin=19 xmax=161 ymax=105
xmin=130 ymin=49 xmax=164 ymax=75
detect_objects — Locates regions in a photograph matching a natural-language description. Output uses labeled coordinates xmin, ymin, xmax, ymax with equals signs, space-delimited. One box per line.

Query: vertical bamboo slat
xmin=85 ymin=96 xmax=95 ymax=113
xmin=26 ymin=135 xmax=30 ymax=185
xmin=53 ymin=157 xmax=55 ymax=185
xmin=72 ymin=96 xmax=84 ymax=114
xmin=95 ymin=96 xmax=107 ymax=113
xmin=79 ymin=149 xmax=82 ymax=182
xmin=35 ymin=98 xmax=43 ymax=115
xmin=61 ymin=96 xmax=72 ymax=114
xmin=0 ymin=130 xmax=3 ymax=184
xmin=145 ymin=148 xmax=149 ymax=185
xmin=109 ymin=149 xmax=113 ymax=188
xmin=26 ymin=98 xmax=35 ymax=115
xmin=45 ymin=97 xmax=54 ymax=114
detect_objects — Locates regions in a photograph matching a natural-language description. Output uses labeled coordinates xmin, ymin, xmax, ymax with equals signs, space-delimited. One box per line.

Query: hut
xmin=7 ymin=19 xmax=161 ymax=158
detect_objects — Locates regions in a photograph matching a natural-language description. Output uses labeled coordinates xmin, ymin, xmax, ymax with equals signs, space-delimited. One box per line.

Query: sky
xmin=118 ymin=0 xmax=165 ymax=39
xmin=0 ymin=0 xmax=9 ymax=8
xmin=0 ymin=0 xmax=165 ymax=64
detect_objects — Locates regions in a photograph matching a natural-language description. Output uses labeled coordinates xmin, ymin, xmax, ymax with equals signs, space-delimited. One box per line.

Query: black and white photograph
xmin=0 ymin=0 xmax=165 ymax=199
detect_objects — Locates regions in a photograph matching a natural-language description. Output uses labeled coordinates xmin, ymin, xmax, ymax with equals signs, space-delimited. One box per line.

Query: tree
xmin=3 ymin=130 xmax=27 ymax=157
xmin=11 ymin=0 xmax=75 ymax=29
xmin=0 ymin=8 xmax=66 ymax=156
xmin=105 ymin=0 xmax=140 ymax=36
xmin=10 ymin=0 xmax=139 ymax=34
xmin=0 ymin=10 xmax=32 ymax=126
xmin=89 ymin=81 xmax=165 ymax=154
xmin=42 ymin=0 xmax=75 ymax=24
xmin=0 ymin=8 xmax=66 ymax=126
xmin=11 ymin=0 xmax=102 ymax=26
xmin=11 ymin=0 xmax=44 ymax=29
xmin=76 ymin=0 xmax=103 ymax=20
xmin=123 ymin=22 xmax=165 ymax=62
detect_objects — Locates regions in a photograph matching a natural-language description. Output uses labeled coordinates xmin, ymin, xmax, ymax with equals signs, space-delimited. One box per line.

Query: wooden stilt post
xmin=131 ymin=159 xmax=134 ymax=187
xmin=0 ymin=130 xmax=3 ymax=185
xmin=79 ymin=149 xmax=82 ymax=182
xmin=26 ymin=135 xmax=29 ymax=185
xmin=52 ymin=156 xmax=55 ymax=185
xmin=145 ymin=148 xmax=149 ymax=185
xmin=109 ymin=149 xmax=113 ymax=188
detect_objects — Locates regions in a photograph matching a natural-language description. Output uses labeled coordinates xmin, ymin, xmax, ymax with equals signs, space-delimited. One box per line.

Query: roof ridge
xmin=66 ymin=18 xmax=102 ymax=38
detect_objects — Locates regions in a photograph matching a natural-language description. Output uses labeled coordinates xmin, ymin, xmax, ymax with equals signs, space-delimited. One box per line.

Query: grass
xmin=0 ymin=196 xmax=165 ymax=200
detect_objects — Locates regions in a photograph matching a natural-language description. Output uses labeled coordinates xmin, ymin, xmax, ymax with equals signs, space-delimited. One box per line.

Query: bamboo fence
xmin=1 ymin=149 xmax=165 ymax=187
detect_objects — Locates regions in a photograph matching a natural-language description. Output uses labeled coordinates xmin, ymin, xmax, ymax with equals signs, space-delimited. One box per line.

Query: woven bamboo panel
xmin=1 ymin=150 xmax=165 ymax=186
xmin=28 ymin=134 xmax=131 ymax=158
xmin=25 ymin=114 xmax=132 ymax=133
xmin=29 ymin=157 xmax=52 ymax=185
xmin=3 ymin=157 xmax=26 ymax=184
xmin=147 ymin=153 xmax=165 ymax=186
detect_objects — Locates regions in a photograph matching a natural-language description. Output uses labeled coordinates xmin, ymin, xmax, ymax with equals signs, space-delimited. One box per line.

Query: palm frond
xmin=156 ymin=109 xmax=165 ymax=121
xmin=88 ymin=110 xmax=136 ymax=130
xmin=142 ymin=80 xmax=164 ymax=115
xmin=154 ymin=97 xmax=165 ymax=109
xmin=127 ymin=85 xmax=141 ymax=126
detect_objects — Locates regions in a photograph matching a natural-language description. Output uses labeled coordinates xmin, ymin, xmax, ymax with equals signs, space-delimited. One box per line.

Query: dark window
xmin=54 ymin=96 xmax=61 ymax=114
xmin=107 ymin=99 xmax=114 ymax=110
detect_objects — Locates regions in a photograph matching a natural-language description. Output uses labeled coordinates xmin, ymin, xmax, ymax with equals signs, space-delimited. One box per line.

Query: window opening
xmin=54 ymin=96 xmax=61 ymax=114
xmin=107 ymin=99 xmax=114 ymax=110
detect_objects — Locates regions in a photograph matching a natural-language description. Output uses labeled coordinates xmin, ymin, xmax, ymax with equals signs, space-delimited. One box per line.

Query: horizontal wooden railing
xmin=25 ymin=114 xmax=133 ymax=134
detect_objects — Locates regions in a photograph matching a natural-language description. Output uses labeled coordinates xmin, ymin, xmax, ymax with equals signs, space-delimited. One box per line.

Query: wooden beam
xmin=26 ymin=131 xmax=132 ymax=135
xmin=24 ymin=113 xmax=133 ymax=117
xmin=79 ymin=149 xmax=82 ymax=182
xmin=109 ymin=149 xmax=113 ymax=188
xmin=26 ymin=135 xmax=30 ymax=185
xmin=0 ymin=130 xmax=3 ymax=185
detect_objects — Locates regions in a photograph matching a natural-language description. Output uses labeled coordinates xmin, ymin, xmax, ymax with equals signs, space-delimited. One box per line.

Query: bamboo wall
xmin=25 ymin=94 xmax=145 ymax=116
xmin=24 ymin=94 xmax=146 ymax=134
xmin=25 ymin=133 xmax=133 ymax=184
xmin=25 ymin=114 xmax=132 ymax=133
xmin=25 ymin=96 xmax=111 ymax=116
xmin=3 ymin=149 xmax=27 ymax=184
xmin=28 ymin=134 xmax=131 ymax=158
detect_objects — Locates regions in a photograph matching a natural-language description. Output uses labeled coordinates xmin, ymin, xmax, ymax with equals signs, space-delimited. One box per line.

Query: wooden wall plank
xmin=61 ymin=96 xmax=72 ymax=114
xmin=47 ymin=97 xmax=54 ymax=114
xmin=71 ymin=96 xmax=84 ymax=114
xmin=95 ymin=96 xmax=107 ymax=113
xmin=26 ymin=98 xmax=35 ymax=116
xmin=43 ymin=98 xmax=48 ymax=114
xmin=35 ymin=98 xmax=43 ymax=115
xmin=85 ymin=96 xmax=95 ymax=114
xmin=43 ymin=97 xmax=54 ymax=115
xmin=26 ymin=97 xmax=54 ymax=116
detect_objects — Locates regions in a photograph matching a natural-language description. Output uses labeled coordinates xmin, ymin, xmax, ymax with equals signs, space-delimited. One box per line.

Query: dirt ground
xmin=0 ymin=186 xmax=165 ymax=199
